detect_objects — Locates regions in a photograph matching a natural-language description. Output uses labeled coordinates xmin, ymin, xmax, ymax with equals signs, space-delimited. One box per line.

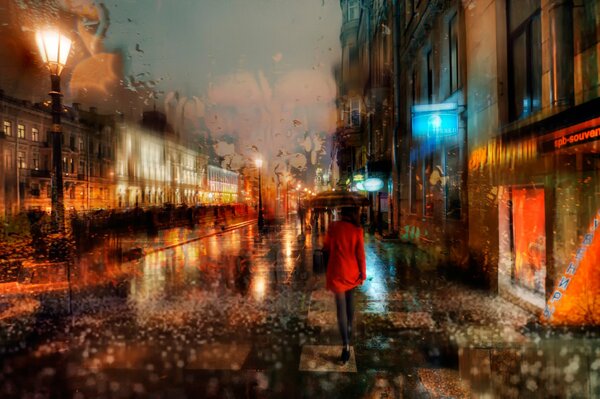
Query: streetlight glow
xmin=36 ymin=28 xmax=73 ymax=234
xmin=35 ymin=30 xmax=71 ymax=76
xmin=255 ymin=159 xmax=263 ymax=168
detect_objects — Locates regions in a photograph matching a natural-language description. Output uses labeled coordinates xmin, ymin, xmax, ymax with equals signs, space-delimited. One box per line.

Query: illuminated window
xmin=17 ymin=151 xmax=26 ymax=169
xmin=504 ymin=186 xmax=546 ymax=294
xmin=423 ymin=153 xmax=434 ymax=217
xmin=17 ymin=124 xmax=25 ymax=139
xmin=32 ymin=153 xmax=39 ymax=170
xmin=3 ymin=121 xmax=12 ymax=136
xmin=32 ymin=128 xmax=39 ymax=142
xmin=347 ymin=0 xmax=359 ymax=21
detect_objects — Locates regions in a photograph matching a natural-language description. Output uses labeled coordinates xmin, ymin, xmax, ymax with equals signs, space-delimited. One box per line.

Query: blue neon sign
xmin=412 ymin=103 xmax=458 ymax=139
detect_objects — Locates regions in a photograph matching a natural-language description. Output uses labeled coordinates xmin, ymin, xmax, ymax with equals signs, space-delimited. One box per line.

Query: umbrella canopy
xmin=309 ymin=190 xmax=370 ymax=209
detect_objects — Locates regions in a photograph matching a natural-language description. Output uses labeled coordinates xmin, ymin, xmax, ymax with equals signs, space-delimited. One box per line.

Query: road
xmin=1 ymin=220 xmax=599 ymax=398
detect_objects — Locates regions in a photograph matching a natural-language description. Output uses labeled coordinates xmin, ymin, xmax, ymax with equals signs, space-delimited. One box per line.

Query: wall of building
xmin=0 ymin=94 xmax=116 ymax=216
xmin=1 ymin=93 xmax=239 ymax=217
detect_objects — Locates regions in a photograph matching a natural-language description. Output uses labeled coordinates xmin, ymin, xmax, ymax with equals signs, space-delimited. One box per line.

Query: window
xmin=4 ymin=150 xmax=13 ymax=169
xmin=32 ymin=128 xmax=39 ymax=142
xmin=17 ymin=151 xmax=26 ymax=169
xmin=70 ymin=135 xmax=76 ymax=151
xmin=410 ymin=149 xmax=418 ymax=214
xmin=347 ymin=0 xmax=359 ymax=21
xmin=506 ymin=186 xmax=546 ymax=294
xmin=426 ymin=49 xmax=434 ymax=104
xmin=508 ymin=0 xmax=541 ymax=120
xmin=31 ymin=183 xmax=40 ymax=198
xmin=3 ymin=121 xmax=12 ymax=136
xmin=79 ymin=137 xmax=84 ymax=152
xmin=17 ymin=124 xmax=25 ymax=139
xmin=449 ymin=13 xmax=460 ymax=93
xmin=445 ymin=146 xmax=462 ymax=219
xmin=343 ymin=44 xmax=352 ymax=74
xmin=32 ymin=153 xmax=39 ymax=170
xmin=351 ymin=97 xmax=360 ymax=127
xmin=423 ymin=153 xmax=434 ymax=217
xmin=80 ymin=159 xmax=85 ymax=174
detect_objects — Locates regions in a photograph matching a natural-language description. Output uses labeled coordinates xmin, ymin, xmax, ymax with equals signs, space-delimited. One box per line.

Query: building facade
xmin=0 ymin=91 xmax=116 ymax=216
xmin=336 ymin=0 xmax=396 ymax=233
xmin=463 ymin=0 xmax=600 ymax=324
xmin=396 ymin=0 xmax=469 ymax=274
xmin=338 ymin=0 xmax=600 ymax=324
xmin=1 ymin=93 xmax=240 ymax=216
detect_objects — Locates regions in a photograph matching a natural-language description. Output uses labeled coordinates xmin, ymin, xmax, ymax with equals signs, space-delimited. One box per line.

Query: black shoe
xmin=340 ymin=347 xmax=350 ymax=364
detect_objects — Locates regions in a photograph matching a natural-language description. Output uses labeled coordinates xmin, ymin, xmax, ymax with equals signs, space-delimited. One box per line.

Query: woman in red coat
xmin=323 ymin=206 xmax=366 ymax=363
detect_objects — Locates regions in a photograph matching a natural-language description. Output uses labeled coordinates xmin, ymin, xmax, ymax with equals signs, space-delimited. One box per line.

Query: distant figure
xmin=323 ymin=206 xmax=366 ymax=364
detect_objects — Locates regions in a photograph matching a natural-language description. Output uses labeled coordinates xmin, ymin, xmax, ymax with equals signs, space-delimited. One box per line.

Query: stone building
xmin=1 ymin=93 xmax=239 ymax=217
xmin=395 ymin=0 xmax=469 ymax=275
xmin=337 ymin=0 xmax=600 ymax=323
xmin=0 ymin=90 xmax=116 ymax=216
xmin=336 ymin=0 xmax=396 ymax=233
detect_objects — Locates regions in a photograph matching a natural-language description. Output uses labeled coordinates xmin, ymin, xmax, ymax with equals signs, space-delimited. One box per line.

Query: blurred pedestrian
xmin=323 ymin=206 xmax=366 ymax=364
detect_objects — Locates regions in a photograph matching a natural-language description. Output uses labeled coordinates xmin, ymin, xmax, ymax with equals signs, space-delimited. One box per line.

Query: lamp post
xmin=255 ymin=159 xmax=264 ymax=231
xmin=36 ymin=29 xmax=71 ymax=233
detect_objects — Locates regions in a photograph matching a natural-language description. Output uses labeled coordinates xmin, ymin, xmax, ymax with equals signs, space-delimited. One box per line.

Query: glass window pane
xmin=449 ymin=13 xmax=459 ymax=92
xmin=530 ymin=14 xmax=542 ymax=112
xmin=446 ymin=145 xmax=461 ymax=219
xmin=511 ymin=30 xmax=527 ymax=118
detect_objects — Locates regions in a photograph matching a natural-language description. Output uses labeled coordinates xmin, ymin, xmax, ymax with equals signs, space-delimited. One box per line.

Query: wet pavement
xmin=1 ymin=219 xmax=599 ymax=398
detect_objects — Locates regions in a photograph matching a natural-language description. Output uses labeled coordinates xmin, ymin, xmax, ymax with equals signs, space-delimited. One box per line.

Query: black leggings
xmin=334 ymin=289 xmax=354 ymax=346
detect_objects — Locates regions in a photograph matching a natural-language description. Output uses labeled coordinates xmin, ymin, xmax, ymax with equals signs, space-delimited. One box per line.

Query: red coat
xmin=323 ymin=221 xmax=366 ymax=293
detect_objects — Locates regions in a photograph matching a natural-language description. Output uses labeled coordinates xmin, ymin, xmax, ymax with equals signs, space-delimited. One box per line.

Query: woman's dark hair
xmin=340 ymin=207 xmax=360 ymax=226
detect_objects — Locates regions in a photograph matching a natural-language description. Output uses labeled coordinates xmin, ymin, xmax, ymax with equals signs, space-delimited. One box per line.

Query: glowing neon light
xmin=363 ymin=178 xmax=384 ymax=192
xmin=544 ymin=209 xmax=600 ymax=322
xmin=412 ymin=103 xmax=458 ymax=139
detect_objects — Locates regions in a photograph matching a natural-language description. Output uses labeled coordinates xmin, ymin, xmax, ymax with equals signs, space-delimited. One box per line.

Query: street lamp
xmin=36 ymin=29 xmax=72 ymax=232
xmin=255 ymin=158 xmax=264 ymax=231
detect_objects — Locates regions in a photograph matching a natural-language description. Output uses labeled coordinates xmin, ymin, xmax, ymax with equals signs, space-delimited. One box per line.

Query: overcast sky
xmin=0 ymin=0 xmax=343 ymax=175
xmin=102 ymin=0 xmax=342 ymax=99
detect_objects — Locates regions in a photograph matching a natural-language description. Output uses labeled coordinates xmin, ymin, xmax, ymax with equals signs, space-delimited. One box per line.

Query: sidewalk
xmin=0 ymin=216 xmax=256 ymax=298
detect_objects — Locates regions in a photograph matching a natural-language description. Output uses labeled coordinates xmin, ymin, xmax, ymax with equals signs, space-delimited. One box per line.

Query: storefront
xmin=478 ymin=116 xmax=600 ymax=325
xmin=541 ymin=118 xmax=600 ymax=325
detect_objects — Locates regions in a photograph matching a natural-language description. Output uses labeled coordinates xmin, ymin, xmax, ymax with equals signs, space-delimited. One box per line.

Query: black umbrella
xmin=309 ymin=190 xmax=370 ymax=209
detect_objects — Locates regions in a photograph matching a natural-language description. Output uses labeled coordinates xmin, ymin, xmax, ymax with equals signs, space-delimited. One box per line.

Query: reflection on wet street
xmin=1 ymin=221 xmax=599 ymax=398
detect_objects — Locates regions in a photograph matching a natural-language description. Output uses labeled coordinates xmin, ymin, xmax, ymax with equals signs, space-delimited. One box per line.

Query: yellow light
xmin=255 ymin=159 xmax=263 ymax=168
xmin=36 ymin=29 xmax=71 ymax=76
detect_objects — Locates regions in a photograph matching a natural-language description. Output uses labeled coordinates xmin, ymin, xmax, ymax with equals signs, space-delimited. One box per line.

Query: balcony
xmin=30 ymin=169 xmax=51 ymax=178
